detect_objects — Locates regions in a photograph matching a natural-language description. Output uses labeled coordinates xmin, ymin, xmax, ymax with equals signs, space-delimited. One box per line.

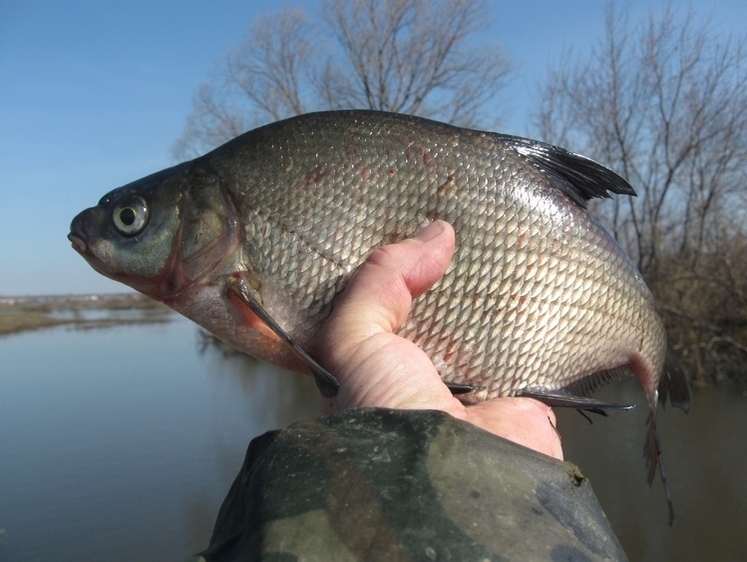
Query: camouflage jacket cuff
xmin=202 ymin=407 xmax=625 ymax=561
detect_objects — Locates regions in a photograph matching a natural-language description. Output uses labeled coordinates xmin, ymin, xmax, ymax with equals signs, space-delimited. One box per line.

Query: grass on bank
xmin=0 ymin=294 xmax=171 ymax=337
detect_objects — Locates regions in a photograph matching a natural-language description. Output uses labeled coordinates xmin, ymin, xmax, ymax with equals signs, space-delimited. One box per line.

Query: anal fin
xmin=518 ymin=388 xmax=636 ymax=416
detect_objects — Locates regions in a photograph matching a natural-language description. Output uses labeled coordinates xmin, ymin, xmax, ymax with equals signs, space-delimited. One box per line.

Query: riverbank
xmin=0 ymin=293 xmax=171 ymax=336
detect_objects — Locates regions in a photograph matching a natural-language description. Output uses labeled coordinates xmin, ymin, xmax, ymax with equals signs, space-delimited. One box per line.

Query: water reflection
xmin=48 ymin=308 xmax=167 ymax=322
xmin=194 ymin=328 xmax=321 ymax=430
xmin=1 ymin=316 xmax=745 ymax=561
xmin=0 ymin=316 xmax=320 ymax=562
xmin=558 ymin=380 xmax=747 ymax=561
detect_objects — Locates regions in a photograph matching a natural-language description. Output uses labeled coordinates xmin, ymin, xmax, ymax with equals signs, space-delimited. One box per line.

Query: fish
xmin=69 ymin=110 xmax=690 ymax=521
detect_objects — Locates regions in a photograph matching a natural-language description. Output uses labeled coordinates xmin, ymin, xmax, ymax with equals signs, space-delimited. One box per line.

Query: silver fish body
xmin=70 ymin=112 xmax=690 ymax=518
xmin=69 ymin=110 xmax=670 ymax=401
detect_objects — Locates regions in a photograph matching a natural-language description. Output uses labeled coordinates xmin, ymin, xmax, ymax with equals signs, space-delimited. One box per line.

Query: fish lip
xmin=68 ymin=232 xmax=88 ymax=254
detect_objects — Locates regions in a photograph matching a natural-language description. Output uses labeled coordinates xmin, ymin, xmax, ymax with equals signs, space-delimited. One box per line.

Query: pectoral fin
xmin=444 ymin=381 xmax=485 ymax=395
xmin=227 ymin=273 xmax=340 ymax=398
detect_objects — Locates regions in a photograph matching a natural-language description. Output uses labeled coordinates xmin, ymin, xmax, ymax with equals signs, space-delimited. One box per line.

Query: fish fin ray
xmin=563 ymin=366 xmax=633 ymax=398
xmin=518 ymin=387 xmax=635 ymax=414
xmin=659 ymin=349 xmax=691 ymax=412
xmin=503 ymin=136 xmax=635 ymax=207
xmin=444 ymin=381 xmax=485 ymax=395
xmin=228 ymin=273 xmax=340 ymax=398
xmin=645 ymin=414 xmax=676 ymax=526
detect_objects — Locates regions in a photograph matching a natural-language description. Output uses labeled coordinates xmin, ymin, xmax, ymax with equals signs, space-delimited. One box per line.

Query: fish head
xmin=68 ymin=162 xmax=240 ymax=302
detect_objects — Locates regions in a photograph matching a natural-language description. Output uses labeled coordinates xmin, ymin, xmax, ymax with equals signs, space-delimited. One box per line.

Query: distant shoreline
xmin=0 ymin=293 xmax=172 ymax=336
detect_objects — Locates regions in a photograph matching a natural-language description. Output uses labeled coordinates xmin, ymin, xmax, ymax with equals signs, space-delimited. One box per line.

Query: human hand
xmin=314 ymin=220 xmax=563 ymax=460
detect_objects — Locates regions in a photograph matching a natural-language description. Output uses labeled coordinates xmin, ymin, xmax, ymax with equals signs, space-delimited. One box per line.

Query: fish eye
xmin=112 ymin=196 xmax=149 ymax=236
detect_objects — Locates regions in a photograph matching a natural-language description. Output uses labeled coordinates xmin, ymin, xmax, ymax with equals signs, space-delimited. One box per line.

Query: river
xmin=1 ymin=315 xmax=744 ymax=561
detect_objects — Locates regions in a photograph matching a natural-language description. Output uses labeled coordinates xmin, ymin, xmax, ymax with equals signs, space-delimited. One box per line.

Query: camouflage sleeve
xmin=200 ymin=408 xmax=626 ymax=562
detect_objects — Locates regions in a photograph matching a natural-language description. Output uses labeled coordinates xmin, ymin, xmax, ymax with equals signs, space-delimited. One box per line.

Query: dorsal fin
xmin=501 ymin=135 xmax=636 ymax=208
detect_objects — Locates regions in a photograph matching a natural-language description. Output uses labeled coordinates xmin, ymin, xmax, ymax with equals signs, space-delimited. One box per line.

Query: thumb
xmin=314 ymin=221 xmax=456 ymax=409
xmin=347 ymin=220 xmax=456 ymax=336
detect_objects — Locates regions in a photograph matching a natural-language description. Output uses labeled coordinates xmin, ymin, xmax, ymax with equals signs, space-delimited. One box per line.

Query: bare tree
xmin=172 ymin=8 xmax=314 ymax=159
xmin=173 ymin=0 xmax=511 ymax=159
xmin=533 ymin=4 xmax=747 ymax=383
xmin=535 ymin=4 xmax=747 ymax=275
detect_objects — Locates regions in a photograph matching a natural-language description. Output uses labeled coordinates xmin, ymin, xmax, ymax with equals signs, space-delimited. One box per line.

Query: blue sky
xmin=1 ymin=0 xmax=744 ymax=295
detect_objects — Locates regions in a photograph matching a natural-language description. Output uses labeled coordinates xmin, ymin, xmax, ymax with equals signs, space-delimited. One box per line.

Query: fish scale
xmin=70 ymin=110 xmax=690 ymax=522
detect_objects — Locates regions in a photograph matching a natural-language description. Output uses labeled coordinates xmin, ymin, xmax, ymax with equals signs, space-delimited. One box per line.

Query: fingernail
xmin=415 ymin=221 xmax=444 ymax=242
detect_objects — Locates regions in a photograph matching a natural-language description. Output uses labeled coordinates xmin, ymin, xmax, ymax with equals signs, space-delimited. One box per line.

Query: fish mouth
xmin=67 ymin=228 xmax=115 ymax=282
xmin=68 ymin=232 xmax=88 ymax=254
xmin=69 ymin=209 xmax=94 ymax=255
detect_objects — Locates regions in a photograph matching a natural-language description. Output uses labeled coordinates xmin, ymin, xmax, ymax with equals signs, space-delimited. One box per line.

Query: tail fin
xmin=645 ymin=348 xmax=690 ymax=526
xmin=644 ymin=414 xmax=675 ymax=525
xmin=658 ymin=349 xmax=691 ymax=412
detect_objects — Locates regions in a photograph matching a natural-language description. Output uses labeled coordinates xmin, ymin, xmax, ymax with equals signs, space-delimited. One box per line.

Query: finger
xmin=315 ymin=221 xmax=455 ymax=372
xmin=465 ymin=398 xmax=564 ymax=460
xmin=314 ymin=221 xmax=456 ymax=410
xmin=346 ymin=220 xmax=456 ymax=336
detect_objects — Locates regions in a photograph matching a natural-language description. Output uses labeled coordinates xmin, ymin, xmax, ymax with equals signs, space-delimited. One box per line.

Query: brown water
xmin=558 ymin=380 xmax=747 ymax=561
xmin=1 ymin=316 xmax=744 ymax=561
